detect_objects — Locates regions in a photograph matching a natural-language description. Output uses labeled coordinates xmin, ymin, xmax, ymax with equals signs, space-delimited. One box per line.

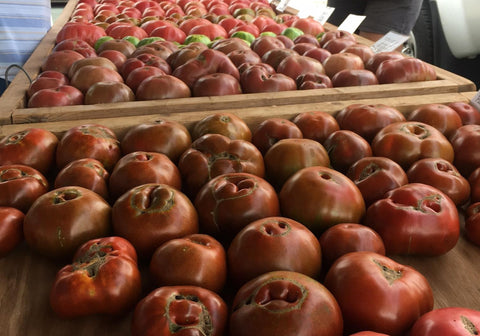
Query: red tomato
xmin=192 ymin=73 xmax=242 ymax=97
xmin=469 ymin=167 xmax=480 ymax=203
xmin=347 ymin=156 xmax=408 ymax=207
xmin=112 ymin=183 xmax=198 ymax=258
xmin=465 ymin=202 xmax=480 ymax=246
xmin=54 ymin=158 xmax=110 ymax=201
xmin=23 ymin=186 xmax=111 ymax=259
xmin=279 ymin=166 xmax=366 ymax=236
xmin=407 ymin=103 xmax=463 ymax=138
xmin=450 ymin=124 xmax=480 ymax=177
xmin=194 ymin=172 xmax=280 ymax=242
xmin=264 ymin=138 xmax=330 ymax=190
xmin=447 ymin=101 xmax=480 ymax=125
xmin=56 ymin=124 xmax=121 ymax=172
xmin=0 ymin=128 xmax=58 ymax=175
xmin=251 ymin=117 xmax=303 ymax=155
xmin=0 ymin=207 xmax=25 ymax=257
xmin=376 ymin=57 xmax=436 ymax=84
xmin=108 ymin=151 xmax=181 ymax=201
xmin=319 ymin=223 xmax=385 ymax=269
xmin=334 ymin=104 xmax=406 ymax=143
xmin=407 ymin=158 xmax=470 ymax=206
xmin=409 ymin=307 xmax=480 ymax=336
xmin=228 ymin=217 xmax=322 ymax=287
xmin=291 ymin=110 xmax=339 ymax=144
xmin=229 ymin=270 xmax=343 ymax=336
xmin=49 ymin=236 xmax=141 ymax=318
xmin=178 ymin=133 xmax=264 ymax=198
xmin=349 ymin=333 xmax=390 ymax=336
xmin=363 ymin=183 xmax=460 ymax=256
xmin=324 ymin=252 xmax=433 ymax=336
xmin=131 ymin=286 xmax=228 ymax=336
xmin=365 ymin=51 xmax=404 ymax=73
xmin=371 ymin=121 xmax=454 ymax=170
xmin=239 ymin=63 xmax=297 ymax=93
xmin=150 ymin=233 xmax=227 ymax=293
xmin=323 ymin=130 xmax=372 ymax=174
xmin=191 ymin=112 xmax=252 ymax=141
xmin=56 ymin=21 xmax=107 ymax=47
xmin=0 ymin=165 xmax=49 ymax=212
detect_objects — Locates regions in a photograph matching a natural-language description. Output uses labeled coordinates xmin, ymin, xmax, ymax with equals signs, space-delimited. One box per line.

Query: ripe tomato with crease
xmin=131 ymin=285 xmax=228 ymax=336
xmin=363 ymin=183 xmax=460 ymax=256
xmin=49 ymin=236 xmax=141 ymax=318
xmin=229 ymin=270 xmax=343 ymax=336
xmin=324 ymin=251 xmax=434 ymax=336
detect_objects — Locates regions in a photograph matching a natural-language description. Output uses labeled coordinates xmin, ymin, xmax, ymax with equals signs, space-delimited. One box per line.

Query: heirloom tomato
xmin=0 ymin=128 xmax=58 ymax=175
xmin=54 ymin=158 xmax=110 ymax=201
xmin=251 ymin=117 xmax=303 ymax=155
xmin=112 ymin=183 xmax=198 ymax=258
xmin=194 ymin=172 xmax=280 ymax=242
xmin=407 ymin=103 xmax=462 ymax=138
xmin=131 ymin=286 xmax=228 ymax=336
xmin=371 ymin=121 xmax=454 ymax=170
xmin=191 ymin=112 xmax=252 ymax=141
xmin=56 ymin=124 xmax=121 ymax=172
xmin=279 ymin=166 xmax=365 ymax=236
xmin=319 ymin=223 xmax=385 ymax=269
xmin=323 ymin=130 xmax=372 ymax=173
xmin=50 ymin=236 xmax=141 ymax=318
xmin=447 ymin=101 xmax=480 ymax=125
xmin=178 ymin=133 xmax=265 ymax=198
xmin=227 ymin=217 xmax=322 ymax=287
xmin=347 ymin=156 xmax=408 ymax=207
xmin=324 ymin=252 xmax=433 ymax=336
xmin=0 ymin=207 xmax=25 ymax=257
xmin=23 ymin=186 xmax=111 ymax=259
xmin=407 ymin=158 xmax=470 ymax=206
xmin=334 ymin=104 xmax=406 ymax=143
xmin=229 ymin=270 xmax=343 ymax=336
xmin=469 ymin=167 xmax=480 ymax=203
xmin=363 ymin=183 xmax=459 ymax=256
xmin=150 ymin=233 xmax=227 ymax=293
xmin=449 ymin=124 xmax=480 ymax=177
xmin=264 ymin=138 xmax=330 ymax=190
xmin=465 ymin=202 xmax=480 ymax=246
xmin=376 ymin=57 xmax=436 ymax=84
xmin=291 ymin=110 xmax=339 ymax=144
xmin=349 ymin=333 xmax=390 ymax=336
xmin=108 ymin=151 xmax=181 ymax=201
xmin=409 ymin=307 xmax=480 ymax=336
xmin=0 ymin=165 xmax=48 ymax=212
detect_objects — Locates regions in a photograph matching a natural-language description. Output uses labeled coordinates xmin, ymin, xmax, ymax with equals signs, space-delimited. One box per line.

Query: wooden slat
xmin=0 ymin=92 xmax=471 ymax=139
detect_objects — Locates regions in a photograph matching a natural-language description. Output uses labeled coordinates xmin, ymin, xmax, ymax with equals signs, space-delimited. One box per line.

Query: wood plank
xmin=1 ymin=92 xmax=470 ymax=139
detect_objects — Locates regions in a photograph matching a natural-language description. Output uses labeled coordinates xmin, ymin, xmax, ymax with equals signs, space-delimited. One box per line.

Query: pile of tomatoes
xmin=5 ymin=0 xmax=480 ymax=334
xmin=2 ymin=96 xmax=480 ymax=335
xmin=26 ymin=0 xmax=437 ymax=107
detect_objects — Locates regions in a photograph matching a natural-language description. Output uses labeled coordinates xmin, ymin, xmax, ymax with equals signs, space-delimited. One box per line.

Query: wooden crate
xmin=0 ymin=1 xmax=475 ymax=125
xmin=1 ymin=92 xmax=479 ymax=336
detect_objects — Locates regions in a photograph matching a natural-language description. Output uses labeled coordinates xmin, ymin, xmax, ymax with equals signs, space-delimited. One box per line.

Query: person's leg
xmin=327 ymin=0 xmax=368 ymax=27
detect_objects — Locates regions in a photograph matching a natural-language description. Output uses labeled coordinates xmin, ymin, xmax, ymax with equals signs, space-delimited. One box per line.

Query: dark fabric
xmin=327 ymin=0 xmax=423 ymax=35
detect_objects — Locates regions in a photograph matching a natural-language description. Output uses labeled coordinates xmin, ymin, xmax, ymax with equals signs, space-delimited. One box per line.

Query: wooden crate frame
xmin=0 ymin=1 xmax=475 ymax=125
